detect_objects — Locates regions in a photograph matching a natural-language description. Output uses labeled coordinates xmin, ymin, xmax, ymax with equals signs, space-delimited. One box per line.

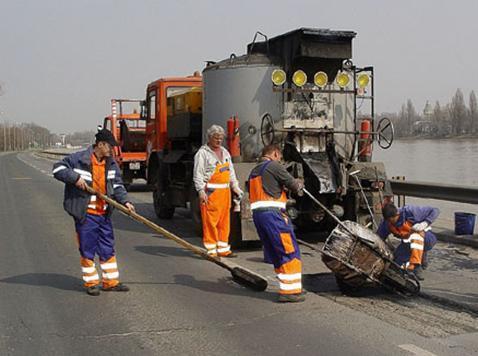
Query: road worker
xmin=378 ymin=203 xmax=439 ymax=280
xmin=248 ymin=144 xmax=305 ymax=303
xmin=193 ymin=125 xmax=243 ymax=257
xmin=52 ymin=128 xmax=135 ymax=296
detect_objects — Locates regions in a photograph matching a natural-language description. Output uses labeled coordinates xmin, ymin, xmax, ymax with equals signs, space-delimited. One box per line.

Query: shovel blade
xmin=231 ymin=267 xmax=268 ymax=291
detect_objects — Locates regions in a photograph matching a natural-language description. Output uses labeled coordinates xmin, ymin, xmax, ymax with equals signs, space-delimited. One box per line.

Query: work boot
xmin=277 ymin=293 xmax=305 ymax=303
xmin=413 ymin=266 xmax=425 ymax=281
xmin=86 ymin=285 xmax=101 ymax=296
xmin=102 ymin=283 xmax=130 ymax=292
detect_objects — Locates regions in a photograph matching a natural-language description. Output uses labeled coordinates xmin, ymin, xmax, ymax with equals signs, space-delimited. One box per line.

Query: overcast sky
xmin=1 ymin=0 xmax=477 ymax=133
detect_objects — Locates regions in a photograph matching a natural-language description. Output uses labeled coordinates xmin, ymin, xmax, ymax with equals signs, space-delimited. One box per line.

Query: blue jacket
xmin=377 ymin=205 xmax=440 ymax=239
xmin=52 ymin=147 xmax=129 ymax=222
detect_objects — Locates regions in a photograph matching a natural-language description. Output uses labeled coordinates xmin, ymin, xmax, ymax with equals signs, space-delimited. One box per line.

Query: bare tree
xmin=450 ymin=89 xmax=467 ymax=135
xmin=469 ymin=91 xmax=477 ymax=134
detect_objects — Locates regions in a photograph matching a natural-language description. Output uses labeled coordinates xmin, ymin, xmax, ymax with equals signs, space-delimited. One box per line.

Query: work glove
xmin=412 ymin=221 xmax=428 ymax=232
xmin=296 ymin=180 xmax=304 ymax=197
xmin=232 ymin=186 xmax=244 ymax=200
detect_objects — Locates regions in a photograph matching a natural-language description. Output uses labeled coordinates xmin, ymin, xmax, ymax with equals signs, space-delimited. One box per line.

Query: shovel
xmin=85 ymin=185 xmax=268 ymax=291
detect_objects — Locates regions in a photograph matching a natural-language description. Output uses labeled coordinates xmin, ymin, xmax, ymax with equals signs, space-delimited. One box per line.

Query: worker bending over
xmin=53 ymin=128 xmax=135 ymax=296
xmin=378 ymin=203 xmax=439 ymax=280
xmin=193 ymin=125 xmax=243 ymax=257
xmin=248 ymin=144 xmax=304 ymax=303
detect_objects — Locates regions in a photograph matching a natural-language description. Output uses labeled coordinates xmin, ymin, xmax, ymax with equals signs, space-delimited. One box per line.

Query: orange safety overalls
xmin=389 ymin=220 xmax=424 ymax=270
xmin=200 ymin=161 xmax=232 ymax=256
xmin=78 ymin=154 xmax=119 ymax=288
xmin=249 ymin=161 xmax=302 ymax=295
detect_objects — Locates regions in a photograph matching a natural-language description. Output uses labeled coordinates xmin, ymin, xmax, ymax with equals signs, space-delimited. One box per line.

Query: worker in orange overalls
xmin=248 ymin=144 xmax=304 ymax=303
xmin=193 ymin=125 xmax=243 ymax=257
xmin=53 ymin=128 xmax=135 ymax=296
xmin=378 ymin=203 xmax=439 ymax=280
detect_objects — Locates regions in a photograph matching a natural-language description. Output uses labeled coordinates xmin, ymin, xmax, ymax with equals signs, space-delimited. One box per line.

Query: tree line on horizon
xmin=382 ymin=89 xmax=477 ymax=138
xmin=0 ymin=122 xmax=95 ymax=152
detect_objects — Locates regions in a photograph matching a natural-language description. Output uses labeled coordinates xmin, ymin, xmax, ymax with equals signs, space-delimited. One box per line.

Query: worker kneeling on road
xmin=378 ymin=203 xmax=439 ymax=280
xmin=248 ymin=144 xmax=305 ymax=303
xmin=52 ymin=128 xmax=135 ymax=296
xmin=193 ymin=125 xmax=243 ymax=257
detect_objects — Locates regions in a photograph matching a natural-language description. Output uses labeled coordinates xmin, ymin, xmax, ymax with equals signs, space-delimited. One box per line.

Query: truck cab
xmin=103 ymin=99 xmax=147 ymax=187
xmin=144 ymin=73 xmax=203 ymax=218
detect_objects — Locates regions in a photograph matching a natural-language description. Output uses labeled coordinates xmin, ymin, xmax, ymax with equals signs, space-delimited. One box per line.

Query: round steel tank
xmin=202 ymin=54 xmax=282 ymax=162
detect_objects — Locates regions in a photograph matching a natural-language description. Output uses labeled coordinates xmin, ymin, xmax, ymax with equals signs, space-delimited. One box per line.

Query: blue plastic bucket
xmin=454 ymin=212 xmax=476 ymax=235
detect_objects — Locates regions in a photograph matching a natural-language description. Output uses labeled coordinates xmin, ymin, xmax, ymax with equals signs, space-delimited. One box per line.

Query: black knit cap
xmin=95 ymin=128 xmax=118 ymax=146
xmin=382 ymin=203 xmax=399 ymax=219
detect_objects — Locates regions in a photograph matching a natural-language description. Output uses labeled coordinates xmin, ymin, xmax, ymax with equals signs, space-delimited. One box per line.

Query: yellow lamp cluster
xmin=271 ymin=69 xmax=370 ymax=89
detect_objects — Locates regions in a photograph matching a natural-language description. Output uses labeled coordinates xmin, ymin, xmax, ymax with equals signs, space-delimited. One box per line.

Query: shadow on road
xmin=0 ymin=273 xmax=83 ymax=291
xmin=135 ymin=245 xmax=204 ymax=259
xmin=172 ymin=274 xmax=277 ymax=301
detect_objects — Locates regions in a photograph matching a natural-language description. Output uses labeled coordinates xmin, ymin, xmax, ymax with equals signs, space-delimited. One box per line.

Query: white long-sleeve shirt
xmin=193 ymin=144 xmax=239 ymax=193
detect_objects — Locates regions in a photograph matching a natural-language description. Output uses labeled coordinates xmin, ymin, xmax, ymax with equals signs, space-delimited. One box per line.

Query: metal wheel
xmin=153 ymin=186 xmax=175 ymax=219
xmin=189 ymin=188 xmax=203 ymax=236
xmin=377 ymin=117 xmax=394 ymax=149
xmin=261 ymin=113 xmax=276 ymax=146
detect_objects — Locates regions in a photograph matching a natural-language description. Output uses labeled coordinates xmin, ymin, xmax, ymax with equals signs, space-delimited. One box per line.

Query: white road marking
xmin=16 ymin=153 xmax=54 ymax=178
xmin=398 ymin=344 xmax=437 ymax=356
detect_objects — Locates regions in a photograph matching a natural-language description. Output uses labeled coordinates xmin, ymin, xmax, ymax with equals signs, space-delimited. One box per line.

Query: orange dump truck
xmin=103 ymin=99 xmax=147 ymax=188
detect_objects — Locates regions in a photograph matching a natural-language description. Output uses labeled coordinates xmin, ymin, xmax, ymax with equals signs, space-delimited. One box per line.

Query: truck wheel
xmin=153 ymin=188 xmax=175 ymax=219
xmin=189 ymin=189 xmax=203 ymax=236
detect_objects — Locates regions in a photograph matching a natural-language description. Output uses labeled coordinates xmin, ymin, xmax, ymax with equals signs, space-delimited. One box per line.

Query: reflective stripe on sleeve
xmin=251 ymin=201 xmax=287 ymax=210
xmin=113 ymin=184 xmax=124 ymax=189
xmin=52 ymin=166 xmax=67 ymax=174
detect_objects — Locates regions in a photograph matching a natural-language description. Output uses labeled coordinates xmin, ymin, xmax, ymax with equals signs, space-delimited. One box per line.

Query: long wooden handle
xmin=84 ymin=185 xmax=232 ymax=270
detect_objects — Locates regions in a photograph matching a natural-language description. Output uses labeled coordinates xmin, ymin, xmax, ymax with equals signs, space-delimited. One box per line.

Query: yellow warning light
xmin=271 ymin=69 xmax=286 ymax=86
xmin=314 ymin=71 xmax=328 ymax=88
xmin=336 ymin=72 xmax=350 ymax=88
xmin=292 ymin=70 xmax=307 ymax=87
xmin=357 ymin=73 xmax=370 ymax=88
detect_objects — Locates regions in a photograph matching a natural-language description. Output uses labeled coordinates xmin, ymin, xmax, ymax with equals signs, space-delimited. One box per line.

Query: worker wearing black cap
xmin=52 ymin=128 xmax=135 ymax=296
xmin=377 ymin=203 xmax=439 ymax=280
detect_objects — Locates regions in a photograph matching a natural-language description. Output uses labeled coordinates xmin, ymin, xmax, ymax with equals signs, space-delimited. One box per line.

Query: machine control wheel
xmin=261 ymin=113 xmax=276 ymax=146
xmin=377 ymin=117 xmax=394 ymax=149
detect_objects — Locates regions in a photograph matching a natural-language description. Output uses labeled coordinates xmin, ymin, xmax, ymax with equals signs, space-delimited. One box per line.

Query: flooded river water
xmin=373 ymin=138 xmax=478 ymax=229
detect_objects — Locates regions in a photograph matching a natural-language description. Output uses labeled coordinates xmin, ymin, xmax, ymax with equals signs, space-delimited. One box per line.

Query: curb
xmin=434 ymin=229 xmax=478 ymax=249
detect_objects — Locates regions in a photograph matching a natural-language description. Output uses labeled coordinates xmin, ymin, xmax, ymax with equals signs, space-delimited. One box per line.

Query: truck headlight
xmin=271 ymin=69 xmax=286 ymax=86
xmin=292 ymin=70 xmax=307 ymax=87
xmin=336 ymin=72 xmax=350 ymax=88
xmin=314 ymin=71 xmax=328 ymax=88
xmin=357 ymin=73 xmax=370 ymax=88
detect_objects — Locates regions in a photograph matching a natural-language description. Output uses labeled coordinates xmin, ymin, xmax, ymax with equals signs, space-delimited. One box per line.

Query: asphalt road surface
xmin=0 ymin=152 xmax=477 ymax=356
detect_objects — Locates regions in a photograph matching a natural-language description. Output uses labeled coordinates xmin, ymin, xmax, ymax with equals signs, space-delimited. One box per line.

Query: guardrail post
xmin=392 ymin=176 xmax=406 ymax=207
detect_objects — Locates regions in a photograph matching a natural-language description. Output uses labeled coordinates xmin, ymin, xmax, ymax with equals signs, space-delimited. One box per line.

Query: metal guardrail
xmin=35 ymin=151 xmax=478 ymax=206
xmin=390 ymin=179 xmax=478 ymax=205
